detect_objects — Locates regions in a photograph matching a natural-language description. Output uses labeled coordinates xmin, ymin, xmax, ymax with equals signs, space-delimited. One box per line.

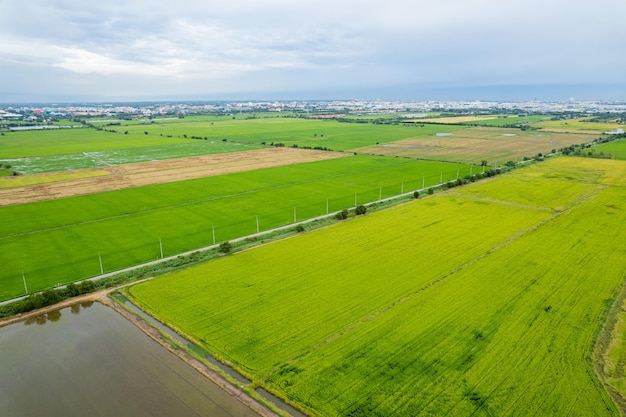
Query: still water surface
xmin=0 ymin=302 xmax=259 ymax=417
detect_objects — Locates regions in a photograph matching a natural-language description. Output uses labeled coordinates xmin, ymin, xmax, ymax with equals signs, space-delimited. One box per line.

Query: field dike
xmin=595 ymin=278 xmax=626 ymax=415
xmin=0 ymin=283 xmax=284 ymax=416
xmin=105 ymin=292 xmax=286 ymax=417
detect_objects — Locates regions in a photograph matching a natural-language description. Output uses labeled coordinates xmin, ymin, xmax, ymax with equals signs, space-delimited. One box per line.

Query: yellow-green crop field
xmin=532 ymin=118 xmax=624 ymax=134
xmin=128 ymin=157 xmax=626 ymax=416
xmin=0 ymin=169 xmax=109 ymax=189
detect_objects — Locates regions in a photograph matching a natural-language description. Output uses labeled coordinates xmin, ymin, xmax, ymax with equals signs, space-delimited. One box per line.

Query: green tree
xmin=355 ymin=205 xmax=367 ymax=215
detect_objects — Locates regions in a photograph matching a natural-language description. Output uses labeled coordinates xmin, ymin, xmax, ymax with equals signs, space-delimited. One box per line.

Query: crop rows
xmin=128 ymin=157 xmax=626 ymax=416
xmin=0 ymin=155 xmax=470 ymax=300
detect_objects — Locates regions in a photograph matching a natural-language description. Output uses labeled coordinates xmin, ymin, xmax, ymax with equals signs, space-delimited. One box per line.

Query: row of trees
xmin=3 ymin=280 xmax=96 ymax=316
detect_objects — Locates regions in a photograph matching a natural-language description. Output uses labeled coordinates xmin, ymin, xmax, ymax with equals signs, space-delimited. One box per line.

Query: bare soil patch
xmin=0 ymin=147 xmax=348 ymax=206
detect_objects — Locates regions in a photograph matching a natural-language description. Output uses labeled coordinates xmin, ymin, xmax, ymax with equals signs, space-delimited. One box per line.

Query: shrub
xmin=335 ymin=209 xmax=349 ymax=220
xmin=66 ymin=283 xmax=80 ymax=297
xmin=428 ymin=188 xmax=434 ymax=195
xmin=295 ymin=224 xmax=305 ymax=233
xmin=355 ymin=205 xmax=367 ymax=215
xmin=413 ymin=191 xmax=420 ymax=199
xmin=42 ymin=288 xmax=61 ymax=305
xmin=78 ymin=280 xmax=95 ymax=294
xmin=219 ymin=241 xmax=232 ymax=253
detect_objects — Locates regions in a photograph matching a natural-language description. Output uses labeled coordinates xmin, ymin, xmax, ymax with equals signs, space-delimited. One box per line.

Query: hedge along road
xmin=0 ymin=177 xmax=458 ymax=308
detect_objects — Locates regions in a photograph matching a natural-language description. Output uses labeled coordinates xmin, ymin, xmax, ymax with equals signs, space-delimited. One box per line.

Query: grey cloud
xmin=1 ymin=0 xmax=625 ymax=101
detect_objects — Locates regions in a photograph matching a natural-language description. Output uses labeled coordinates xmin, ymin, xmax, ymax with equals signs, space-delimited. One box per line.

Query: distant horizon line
xmin=3 ymin=98 xmax=626 ymax=106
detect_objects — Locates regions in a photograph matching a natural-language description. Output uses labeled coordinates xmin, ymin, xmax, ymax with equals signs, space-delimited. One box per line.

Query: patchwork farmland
xmin=0 ymin=155 xmax=471 ymax=300
xmin=128 ymin=157 xmax=626 ymax=417
xmin=3 ymin=110 xmax=626 ymax=417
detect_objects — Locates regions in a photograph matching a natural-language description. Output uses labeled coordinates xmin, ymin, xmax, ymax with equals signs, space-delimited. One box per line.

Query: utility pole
xmin=256 ymin=215 xmax=259 ymax=233
xmin=22 ymin=272 xmax=28 ymax=295
xmin=212 ymin=225 xmax=216 ymax=245
xmin=99 ymin=254 xmax=104 ymax=275
xmin=159 ymin=239 xmax=163 ymax=258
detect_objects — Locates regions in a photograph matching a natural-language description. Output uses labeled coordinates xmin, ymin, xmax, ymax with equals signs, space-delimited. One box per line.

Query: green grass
xmin=128 ymin=157 xmax=626 ymax=416
xmin=0 ymin=155 xmax=470 ymax=300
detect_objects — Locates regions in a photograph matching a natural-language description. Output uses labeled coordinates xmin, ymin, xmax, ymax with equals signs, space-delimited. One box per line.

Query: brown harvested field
xmin=354 ymin=127 xmax=596 ymax=164
xmin=0 ymin=147 xmax=348 ymax=206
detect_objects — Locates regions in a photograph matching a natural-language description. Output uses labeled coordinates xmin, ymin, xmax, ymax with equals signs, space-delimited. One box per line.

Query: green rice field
xmin=128 ymin=157 xmax=626 ymax=416
xmin=0 ymin=116 xmax=465 ymax=173
xmin=0 ymin=126 xmax=263 ymax=173
xmin=117 ymin=117 xmax=464 ymax=151
xmin=0 ymin=155 xmax=471 ymax=300
xmin=0 ymin=128 xmax=184 ymax=158
xmin=595 ymin=139 xmax=626 ymax=160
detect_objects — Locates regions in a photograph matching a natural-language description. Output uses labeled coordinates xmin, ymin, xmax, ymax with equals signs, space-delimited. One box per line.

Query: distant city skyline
xmin=1 ymin=0 xmax=625 ymax=103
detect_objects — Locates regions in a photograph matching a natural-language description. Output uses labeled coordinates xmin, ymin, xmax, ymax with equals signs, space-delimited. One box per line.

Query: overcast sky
xmin=1 ymin=0 xmax=625 ymax=102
